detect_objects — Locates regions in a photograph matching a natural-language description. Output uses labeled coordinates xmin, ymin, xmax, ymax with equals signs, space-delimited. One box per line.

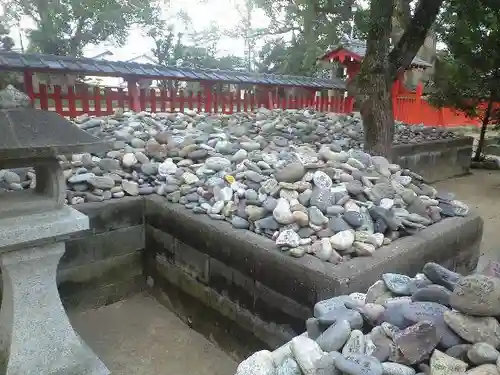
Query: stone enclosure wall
xmin=58 ymin=197 xmax=145 ymax=310
xmin=393 ymin=137 xmax=473 ymax=183
xmin=54 ymin=191 xmax=482 ymax=352
xmin=26 ymin=136 xmax=476 ymax=350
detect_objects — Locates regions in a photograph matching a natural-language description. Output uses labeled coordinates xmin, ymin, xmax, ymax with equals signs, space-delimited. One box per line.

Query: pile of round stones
xmin=236 ymin=263 xmax=500 ymax=375
xmin=0 ymin=109 xmax=468 ymax=260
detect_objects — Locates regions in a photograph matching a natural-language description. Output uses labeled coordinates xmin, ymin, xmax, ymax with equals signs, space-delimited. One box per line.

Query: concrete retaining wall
xmin=58 ymin=197 xmax=146 ymax=310
xmin=393 ymin=137 xmax=473 ymax=183
xmin=143 ymin=195 xmax=482 ymax=349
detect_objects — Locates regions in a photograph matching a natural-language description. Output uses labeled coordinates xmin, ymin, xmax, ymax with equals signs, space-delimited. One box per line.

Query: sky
xmin=9 ymin=0 xmax=272 ymax=62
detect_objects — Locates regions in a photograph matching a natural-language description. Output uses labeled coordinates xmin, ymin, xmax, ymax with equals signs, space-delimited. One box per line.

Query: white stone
xmin=372 ymin=233 xmax=384 ymax=248
xmin=290 ymin=336 xmax=324 ymax=375
xmin=312 ymin=170 xmax=333 ymax=189
xmin=380 ymin=198 xmax=394 ymax=210
xmin=182 ymin=171 xmax=199 ymax=184
xmin=344 ymin=200 xmax=361 ymax=213
xmin=342 ymin=330 xmax=366 ymax=356
xmin=315 ymin=238 xmax=333 ymax=261
xmin=273 ymin=198 xmax=294 ymax=225
xmin=157 ymin=158 xmax=177 ymax=176
xmin=330 ymin=230 xmax=355 ymax=251
xmin=276 ymin=229 xmax=300 ymax=248
xmin=122 ymin=152 xmax=137 ymax=167
xmin=235 ymin=350 xmax=275 ymax=375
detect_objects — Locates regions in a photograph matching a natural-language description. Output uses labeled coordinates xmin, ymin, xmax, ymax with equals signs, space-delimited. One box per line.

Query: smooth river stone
xmin=378 ymin=300 xmax=411 ymax=329
xmin=366 ymin=280 xmax=394 ymax=305
xmin=275 ymin=162 xmax=306 ymax=183
xmin=411 ymin=284 xmax=452 ymax=306
xmin=393 ymin=321 xmax=442 ymax=364
xmin=315 ymin=352 xmax=342 ymax=375
xmin=422 ymin=262 xmax=461 ymax=291
xmin=313 ymin=170 xmax=333 ymax=189
xmin=273 ymin=198 xmax=295 ymax=225
xmin=402 ymin=301 xmax=462 ymax=349
xmin=444 ymin=311 xmax=500 ymax=348
xmin=429 ymin=349 xmax=468 ymax=375
xmin=330 ymin=230 xmax=355 ymax=251
xmin=446 ymin=344 xmax=472 ymax=361
xmin=383 ymin=273 xmax=412 ymax=296
xmin=465 ymin=364 xmax=500 ymax=375
xmin=334 ymin=354 xmax=383 ymax=375
xmin=342 ymin=330 xmax=366 ymax=356
xmin=449 ymin=274 xmax=500 ymax=317
xmin=381 ymin=362 xmax=416 ymax=375
xmin=290 ymin=336 xmax=324 ymax=375
xmin=316 ymin=319 xmax=352 ymax=352
xmin=314 ymin=296 xmax=347 ymax=318
xmin=310 ymin=187 xmax=336 ymax=213
xmin=467 ymin=343 xmax=500 ymax=365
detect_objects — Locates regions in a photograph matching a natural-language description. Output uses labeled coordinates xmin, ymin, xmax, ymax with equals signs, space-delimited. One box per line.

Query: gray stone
xmin=393 ymin=321 xmax=442 ymax=364
xmin=429 ymin=350 xmax=468 ymax=375
xmin=290 ymin=336 xmax=324 ymax=375
xmin=316 ymin=319 xmax=352 ymax=352
xmin=381 ymin=362 xmax=416 ymax=375
xmin=382 ymin=273 xmax=412 ymax=296
xmin=335 ymin=354 xmax=383 ymax=375
xmin=422 ymin=262 xmax=461 ymax=291
xmin=467 ymin=343 xmax=500 ymax=365
xmin=444 ymin=311 xmax=500 ymax=348
xmin=449 ymin=275 xmax=500 ymax=317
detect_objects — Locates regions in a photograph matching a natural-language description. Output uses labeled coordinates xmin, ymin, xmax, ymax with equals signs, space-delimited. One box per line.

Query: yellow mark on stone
xmin=225 ymin=175 xmax=235 ymax=184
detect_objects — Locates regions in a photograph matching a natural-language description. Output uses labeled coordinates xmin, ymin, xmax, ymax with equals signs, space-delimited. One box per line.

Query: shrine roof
xmin=319 ymin=39 xmax=433 ymax=68
xmin=0 ymin=51 xmax=346 ymax=90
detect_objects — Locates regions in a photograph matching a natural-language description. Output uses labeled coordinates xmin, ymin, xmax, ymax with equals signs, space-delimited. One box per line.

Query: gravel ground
xmin=434 ymin=169 xmax=500 ymax=272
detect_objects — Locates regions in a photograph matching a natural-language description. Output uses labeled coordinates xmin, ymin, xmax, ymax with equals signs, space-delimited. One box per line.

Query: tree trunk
xmin=473 ymin=95 xmax=494 ymax=162
xmin=358 ymin=76 xmax=394 ymax=158
xmin=356 ymin=0 xmax=394 ymax=159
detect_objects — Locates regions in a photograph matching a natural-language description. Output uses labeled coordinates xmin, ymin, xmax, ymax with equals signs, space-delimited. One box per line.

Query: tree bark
xmin=356 ymin=0 xmax=394 ymax=158
xmin=356 ymin=0 xmax=445 ymax=159
xmin=473 ymin=94 xmax=494 ymax=162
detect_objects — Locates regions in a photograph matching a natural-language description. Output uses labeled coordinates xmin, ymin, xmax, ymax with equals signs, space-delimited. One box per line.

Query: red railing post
xmin=201 ymin=81 xmax=213 ymax=113
xmin=127 ymin=79 xmax=140 ymax=112
xmin=23 ymin=71 xmax=35 ymax=103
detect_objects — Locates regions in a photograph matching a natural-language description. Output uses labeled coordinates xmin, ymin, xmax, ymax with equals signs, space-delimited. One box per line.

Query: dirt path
xmin=434 ymin=169 xmax=500 ymax=272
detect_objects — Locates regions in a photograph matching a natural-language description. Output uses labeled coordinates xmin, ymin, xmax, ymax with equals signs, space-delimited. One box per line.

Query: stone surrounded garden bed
xmin=51 ymin=195 xmax=482 ymax=351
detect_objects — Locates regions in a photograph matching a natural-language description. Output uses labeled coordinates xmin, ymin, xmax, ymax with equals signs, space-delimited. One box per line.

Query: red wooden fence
xmin=31 ymin=84 xmax=352 ymax=118
xmin=30 ymin=83 xmax=492 ymax=127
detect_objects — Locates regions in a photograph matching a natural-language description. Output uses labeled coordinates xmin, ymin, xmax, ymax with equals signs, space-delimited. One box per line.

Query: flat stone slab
xmin=0 ymin=107 xmax=108 ymax=162
xmin=0 ymin=205 xmax=89 ymax=251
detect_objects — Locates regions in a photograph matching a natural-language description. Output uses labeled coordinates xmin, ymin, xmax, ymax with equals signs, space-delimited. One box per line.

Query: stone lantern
xmin=0 ymin=86 xmax=110 ymax=374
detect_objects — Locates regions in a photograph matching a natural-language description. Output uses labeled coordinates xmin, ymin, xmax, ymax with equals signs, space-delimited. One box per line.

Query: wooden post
xmin=127 ymin=79 xmax=140 ymax=112
xmin=201 ymin=81 xmax=213 ymax=113
xmin=391 ymin=81 xmax=399 ymax=121
xmin=23 ymin=71 xmax=34 ymax=103
xmin=415 ymin=82 xmax=424 ymax=124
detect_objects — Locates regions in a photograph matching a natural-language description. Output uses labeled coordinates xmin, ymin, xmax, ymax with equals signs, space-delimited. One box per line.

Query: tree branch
xmin=388 ymin=0 xmax=444 ymax=80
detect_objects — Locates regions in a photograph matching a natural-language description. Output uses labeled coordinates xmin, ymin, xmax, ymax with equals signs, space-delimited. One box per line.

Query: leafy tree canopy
xmin=429 ymin=0 xmax=500 ymax=160
xmin=3 ymin=0 xmax=164 ymax=56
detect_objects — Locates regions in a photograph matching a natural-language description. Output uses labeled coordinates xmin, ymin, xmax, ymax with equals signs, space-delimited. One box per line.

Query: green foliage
xmin=429 ymin=0 xmax=500 ymax=120
xmin=0 ymin=21 xmax=19 ymax=89
xmin=253 ymin=0 xmax=367 ymax=75
xmin=429 ymin=0 xmax=500 ymax=160
xmin=3 ymin=0 xmax=163 ymax=56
